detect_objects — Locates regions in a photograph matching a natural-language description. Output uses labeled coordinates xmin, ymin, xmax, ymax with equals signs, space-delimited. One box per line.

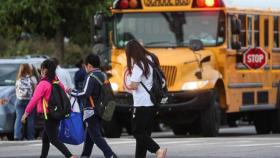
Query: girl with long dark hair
xmin=21 ymin=59 xmax=76 ymax=158
xmin=126 ymin=40 xmax=167 ymax=158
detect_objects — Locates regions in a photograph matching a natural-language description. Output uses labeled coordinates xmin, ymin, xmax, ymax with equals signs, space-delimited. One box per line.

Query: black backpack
xmin=47 ymin=81 xmax=72 ymax=120
xmin=89 ymin=73 xmax=116 ymax=122
xmin=140 ymin=57 xmax=168 ymax=106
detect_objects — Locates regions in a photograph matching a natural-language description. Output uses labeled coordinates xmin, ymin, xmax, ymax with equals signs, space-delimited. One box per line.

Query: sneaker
xmin=70 ymin=156 xmax=77 ymax=158
xmin=156 ymin=148 xmax=167 ymax=158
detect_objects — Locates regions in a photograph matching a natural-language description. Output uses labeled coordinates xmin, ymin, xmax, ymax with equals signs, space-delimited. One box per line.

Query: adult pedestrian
xmin=74 ymin=59 xmax=87 ymax=91
xmin=125 ymin=40 xmax=167 ymax=158
xmin=70 ymin=54 xmax=118 ymax=158
xmin=51 ymin=57 xmax=74 ymax=90
xmin=74 ymin=59 xmax=87 ymax=111
xmin=14 ymin=63 xmax=36 ymax=140
xmin=21 ymin=59 xmax=76 ymax=158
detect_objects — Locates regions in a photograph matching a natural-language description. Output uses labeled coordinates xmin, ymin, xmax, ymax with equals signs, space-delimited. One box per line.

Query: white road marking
xmin=27 ymin=144 xmax=42 ymax=147
xmin=108 ymin=140 xmax=135 ymax=145
xmin=158 ymin=140 xmax=205 ymax=145
xmin=228 ymin=143 xmax=280 ymax=147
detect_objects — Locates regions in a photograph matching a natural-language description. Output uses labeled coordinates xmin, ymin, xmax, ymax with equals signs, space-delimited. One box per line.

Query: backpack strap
xmin=41 ymin=80 xmax=60 ymax=120
xmin=42 ymin=98 xmax=48 ymax=120
xmin=89 ymin=73 xmax=104 ymax=85
xmin=140 ymin=82 xmax=152 ymax=96
xmin=88 ymin=72 xmax=106 ymax=109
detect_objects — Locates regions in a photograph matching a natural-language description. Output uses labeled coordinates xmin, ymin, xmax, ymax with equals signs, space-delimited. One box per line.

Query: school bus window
xmin=239 ymin=14 xmax=246 ymax=47
xmin=254 ymin=15 xmax=260 ymax=47
xmin=264 ymin=17 xmax=269 ymax=47
xmin=247 ymin=16 xmax=253 ymax=47
xmin=113 ymin=11 xmax=225 ymax=48
xmin=274 ymin=16 xmax=279 ymax=48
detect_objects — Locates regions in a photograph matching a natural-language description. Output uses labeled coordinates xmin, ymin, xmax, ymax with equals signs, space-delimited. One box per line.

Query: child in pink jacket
xmin=22 ymin=59 xmax=76 ymax=158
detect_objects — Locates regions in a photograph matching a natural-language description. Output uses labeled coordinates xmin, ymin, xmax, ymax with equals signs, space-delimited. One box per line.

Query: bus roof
xmin=224 ymin=0 xmax=280 ymax=12
xmin=112 ymin=0 xmax=280 ymax=13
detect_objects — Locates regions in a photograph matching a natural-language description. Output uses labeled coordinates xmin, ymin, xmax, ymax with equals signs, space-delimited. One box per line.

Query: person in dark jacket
xmin=74 ymin=59 xmax=87 ymax=91
xmin=74 ymin=59 xmax=87 ymax=111
xmin=70 ymin=54 xmax=117 ymax=158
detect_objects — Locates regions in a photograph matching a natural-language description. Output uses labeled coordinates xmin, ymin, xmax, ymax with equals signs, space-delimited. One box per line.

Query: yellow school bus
xmin=92 ymin=0 xmax=280 ymax=137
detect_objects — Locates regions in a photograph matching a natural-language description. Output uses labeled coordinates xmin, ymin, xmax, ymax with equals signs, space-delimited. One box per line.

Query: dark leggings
xmin=40 ymin=116 xmax=72 ymax=158
xmin=132 ymin=106 xmax=160 ymax=158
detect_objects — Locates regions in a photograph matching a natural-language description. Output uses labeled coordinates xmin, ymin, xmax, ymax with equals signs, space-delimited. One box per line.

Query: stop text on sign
xmin=246 ymin=54 xmax=264 ymax=63
xmin=243 ymin=48 xmax=267 ymax=69
xmin=144 ymin=0 xmax=191 ymax=6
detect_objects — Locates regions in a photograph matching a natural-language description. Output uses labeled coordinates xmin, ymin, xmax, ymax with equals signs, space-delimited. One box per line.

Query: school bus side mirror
xmin=231 ymin=41 xmax=241 ymax=50
xmin=231 ymin=18 xmax=241 ymax=35
xmin=190 ymin=39 xmax=204 ymax=51
xmin=91 ymin=12 xmax=111 ymax=45
xmin=94 ymin=13 xmax=105 ymax=30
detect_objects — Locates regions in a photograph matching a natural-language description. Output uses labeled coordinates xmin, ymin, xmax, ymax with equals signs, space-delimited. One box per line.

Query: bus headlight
xmin=181 ymin=80 xmax=209 ymax=90
xmin=111 ymin=82 xmax=119 ymax=91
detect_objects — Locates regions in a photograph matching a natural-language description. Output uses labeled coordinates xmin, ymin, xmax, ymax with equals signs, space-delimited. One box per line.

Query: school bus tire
xmin=253 ymin=111 xmax=270 ymax=134
xmin=200 ymin=90 xmax=221 ymax=137
xmin=272 ymin=109 xmax=280 ymax=133
xmin=188 ymin=120 xmax=201 ymax=135
xmin=171 ymin=124 xmax=188 ymax=135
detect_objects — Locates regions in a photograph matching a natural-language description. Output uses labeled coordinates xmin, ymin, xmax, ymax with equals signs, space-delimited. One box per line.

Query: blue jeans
xmin=81 ymin=115 xmax=114 ymax=158
xmin=14 ymin=99 xmax=35 ymax=140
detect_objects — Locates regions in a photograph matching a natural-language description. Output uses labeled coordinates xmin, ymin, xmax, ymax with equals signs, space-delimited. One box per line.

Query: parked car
xmin=0 ymin=57 xmax=46 ymax=140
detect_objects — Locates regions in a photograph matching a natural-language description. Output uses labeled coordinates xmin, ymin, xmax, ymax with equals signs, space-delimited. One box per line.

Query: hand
xmin=66 ymin=88 xmax=72 ymax=94
xmin=21 ymin=113 xmax=28 ymax=124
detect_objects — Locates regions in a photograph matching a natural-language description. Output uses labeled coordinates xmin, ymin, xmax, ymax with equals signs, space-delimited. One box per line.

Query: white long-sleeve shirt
xmin=56 ymin=66 xmax=74 ymax=90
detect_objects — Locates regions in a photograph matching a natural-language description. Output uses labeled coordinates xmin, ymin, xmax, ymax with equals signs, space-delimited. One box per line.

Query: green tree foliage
xmin=0 ymin=0 xmax=111 ymax=62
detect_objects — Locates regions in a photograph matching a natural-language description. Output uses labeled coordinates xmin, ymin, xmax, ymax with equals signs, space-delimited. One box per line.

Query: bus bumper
xmin=114 ymin=89 xmax=214 ymax=116
xmin=157 ymin=89 xmax=214 ymax=124
xmin=159 ymin=89 xmax=214 ymax=112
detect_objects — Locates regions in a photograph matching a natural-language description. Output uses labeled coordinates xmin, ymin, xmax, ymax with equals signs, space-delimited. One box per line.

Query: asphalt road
xmin=1 ymin=126 xmax=280 ymax=158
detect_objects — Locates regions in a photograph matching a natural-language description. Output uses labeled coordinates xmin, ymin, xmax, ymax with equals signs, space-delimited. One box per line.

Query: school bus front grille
xmin=160 ymin=66 xmax=177 ymax=87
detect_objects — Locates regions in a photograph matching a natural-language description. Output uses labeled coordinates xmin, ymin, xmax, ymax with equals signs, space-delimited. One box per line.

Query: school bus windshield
xmin=113 ymin=11 xmax=225 ymax=48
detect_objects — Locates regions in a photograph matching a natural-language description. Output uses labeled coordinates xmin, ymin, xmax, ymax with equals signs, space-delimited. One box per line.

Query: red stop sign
xmin=243 ymin=48 xmax=267 ymax=69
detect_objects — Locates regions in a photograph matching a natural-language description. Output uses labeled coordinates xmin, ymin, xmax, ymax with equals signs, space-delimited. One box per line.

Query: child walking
xmin=21 ymin=59 xmax=76 ymax=158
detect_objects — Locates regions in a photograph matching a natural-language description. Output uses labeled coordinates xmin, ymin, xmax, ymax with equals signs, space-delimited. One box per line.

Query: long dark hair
xmin=125 ymin=40 xmax=159 ymax=78
xmin=41 ymin=59 xmax=57 ymax=82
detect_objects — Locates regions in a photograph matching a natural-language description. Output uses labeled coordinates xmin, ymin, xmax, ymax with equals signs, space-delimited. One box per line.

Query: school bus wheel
xmin=200 ymin=89 xmax=221 ymax=137
xmin=171 ymin=124 xmax=188 ymax=135
xmin=272 ymin=109 xmax=280 ymax=133
xmin=253 ymin=111 xmax=271 ymax=134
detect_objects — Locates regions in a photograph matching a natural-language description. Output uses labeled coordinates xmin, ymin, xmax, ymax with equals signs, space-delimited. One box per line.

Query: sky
xmin=223 ymin=0 xmax=280 ymax=11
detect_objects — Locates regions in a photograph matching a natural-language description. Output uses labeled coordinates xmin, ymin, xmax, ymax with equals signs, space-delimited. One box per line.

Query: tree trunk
xmin=55 ymin=24 xmax=64 ymax=63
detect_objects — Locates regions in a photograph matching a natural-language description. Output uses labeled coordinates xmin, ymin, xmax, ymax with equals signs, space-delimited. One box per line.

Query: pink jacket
xmin=25 ymin=78 xmax=65 ymax=116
